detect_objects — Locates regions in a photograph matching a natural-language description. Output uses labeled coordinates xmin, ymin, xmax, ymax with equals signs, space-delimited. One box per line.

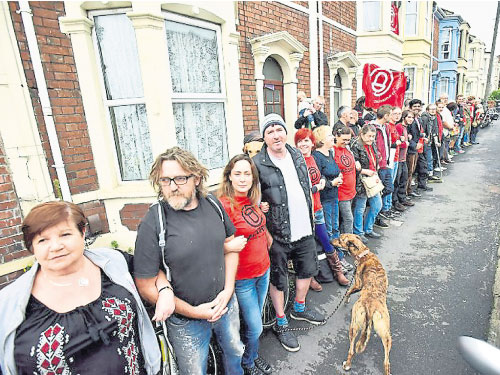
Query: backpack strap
xmin=155 ymin=194 xmax=224 ymax=282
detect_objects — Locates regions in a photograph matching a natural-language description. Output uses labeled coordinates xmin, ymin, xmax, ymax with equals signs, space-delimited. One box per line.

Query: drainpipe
xmin=309 ymin=0 xmax=318 ymax=98
xmin=18 ymin=1 xmax=72 ymax=202
xmin=318 ymin=1 xmax=324 ymax=97
xmin=429 ymin=2 xmax=435 ymax=103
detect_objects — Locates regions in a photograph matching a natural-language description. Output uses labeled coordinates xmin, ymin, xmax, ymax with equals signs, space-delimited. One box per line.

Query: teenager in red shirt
xmin=334 ymin=126 xmax=356 ymax=234
xmin=218 ymin=154 xmax=272 ymax=375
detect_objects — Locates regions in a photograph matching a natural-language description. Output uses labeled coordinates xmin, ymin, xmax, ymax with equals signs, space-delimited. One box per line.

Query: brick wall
xmin=432 ymin=16 xmax=440 ymax=71
xmin=79 ymin=200 xmax=110 ymax=234
xmin=0 ymin=136 xmax=29 ymax=289
xmin=120 ymin=203 xmax=150 ymax=231
xmin=237 ymin=1 xmax=311 ymax=133
xmin=322 ymin=1 xmax=356 ymax=31
xmin=9 ymin=1 xmax=99 ymax=195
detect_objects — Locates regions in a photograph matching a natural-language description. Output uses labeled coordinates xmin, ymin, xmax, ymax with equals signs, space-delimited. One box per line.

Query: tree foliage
xmin=488 ymin=89 xmax=500 ymax=100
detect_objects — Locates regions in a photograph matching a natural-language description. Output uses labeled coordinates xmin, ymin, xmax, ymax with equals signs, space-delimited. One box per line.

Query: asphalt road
xmin=259 ymin=123 xmax=500 ymax=375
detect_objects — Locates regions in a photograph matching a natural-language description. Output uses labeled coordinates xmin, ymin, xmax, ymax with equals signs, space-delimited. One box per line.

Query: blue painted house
xmin=431 ymin=7 xmax=468 ymax=102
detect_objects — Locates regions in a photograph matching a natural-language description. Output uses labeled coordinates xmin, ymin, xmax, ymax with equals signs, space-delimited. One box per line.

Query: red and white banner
xmin=391 ymin=2 xmax=399 ymax=35
xmin=362 ymin=63 xmax=407 ymax=109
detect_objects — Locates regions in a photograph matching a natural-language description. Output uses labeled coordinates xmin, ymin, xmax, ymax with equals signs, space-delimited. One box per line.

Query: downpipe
xmin=17 ymin=1 xmax=72 ymax=202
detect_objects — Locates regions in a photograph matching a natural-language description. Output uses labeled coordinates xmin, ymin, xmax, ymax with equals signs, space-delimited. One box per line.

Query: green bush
xmin=488 ymin=89 xmax=500 ymax=100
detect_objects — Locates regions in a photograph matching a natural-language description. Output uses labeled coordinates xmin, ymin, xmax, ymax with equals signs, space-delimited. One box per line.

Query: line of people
xmin=0 ymin=92 xmax=486 ymax=375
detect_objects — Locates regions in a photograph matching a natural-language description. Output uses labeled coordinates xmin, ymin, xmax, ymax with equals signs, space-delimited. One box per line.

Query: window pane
xmin=109 ymin=105 xmax=153 ymax=181
xmin=406 ymin=1 xmax=417 ymax=13
xmin=263 ymin=57 xmax=283 ymax=81
xmin=165 ymin=21 xmax=221 ymax=94
xmin=94 ymin=14 xmax=144 ymax=100
xmin=363 ymin=1 xmax=381 ymax=31
xmin=406 ymin=15 xmax=417 ymax=35
xmin=173 ymin=103 xmax=228 ymax=169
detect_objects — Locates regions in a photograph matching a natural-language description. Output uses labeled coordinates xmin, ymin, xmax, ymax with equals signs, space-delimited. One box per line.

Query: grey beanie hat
xmin=260 ymin=113 xmax=287 ymax=136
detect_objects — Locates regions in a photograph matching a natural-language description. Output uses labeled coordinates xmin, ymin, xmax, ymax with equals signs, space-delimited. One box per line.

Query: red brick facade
xmin=9 ymin=1 xmax=99 ymax=195
xmin=432 ymin=15 xmax=440 ymax=71
xmin=120 ymin=204 xmax=150 ymax=231
xmin=237 ymin=1 xmax=356 ymax=133
xmin=0 ymin=136 xmax=29 ymax=289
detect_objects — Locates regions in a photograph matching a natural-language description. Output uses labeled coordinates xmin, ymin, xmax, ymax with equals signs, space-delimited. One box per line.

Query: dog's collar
xmin=355 ymin=249 xmax=370 ymax=261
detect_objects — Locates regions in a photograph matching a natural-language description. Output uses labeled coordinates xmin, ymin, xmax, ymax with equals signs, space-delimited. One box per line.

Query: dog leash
xmin=277 ymin=263 xmax=357 ymax=333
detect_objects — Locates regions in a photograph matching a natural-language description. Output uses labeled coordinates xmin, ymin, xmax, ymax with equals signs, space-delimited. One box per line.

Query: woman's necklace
xmin=41 ymin=271 xmax=89 ymax=287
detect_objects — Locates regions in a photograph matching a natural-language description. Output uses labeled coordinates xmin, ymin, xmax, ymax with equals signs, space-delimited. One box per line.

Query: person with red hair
xmin=295 ymin=128 xmax=348 ymax=288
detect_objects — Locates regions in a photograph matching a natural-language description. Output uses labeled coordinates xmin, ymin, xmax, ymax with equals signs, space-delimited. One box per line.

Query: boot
xmin=309 ymin=278 xmax=323 ymax=292
xmin=326 ymin=252 xmax=349 ymax=286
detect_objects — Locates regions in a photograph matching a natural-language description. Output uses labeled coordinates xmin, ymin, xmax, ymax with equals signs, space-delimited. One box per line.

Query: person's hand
xmin=416 ymin=143 xmax=423 ymax=150
xmin=363 ymin=169 xmax=375 ymax=177
xmin=152 ymin=288 xmax=175 ymax=322
xmin=424 ymin=137 xmax=429 ymax=144
xmin=355 ymin=161 xmax=362 ymax=171
xmin=225 ymin=235 xmax=247 ymax=253
xmin=408 ymin=134 xmax=413 ymax=140
xmin=194 ymin=300 xmax=220 ymax=320
xmin=400 ymin=136 xmax=405 ymax=141
xmin=260 ymin=202 xmax=269 ymax=213
xmin=332 ymin=176 xmax=343 ymax=186
xmin=396 ymin=140 xmax=402 ymax=146
xmin=208 ymin=289 xmax=233 ymax=322
xmin=436 ymin=142 xmax=441 ymax=147
xmin=317 ymin=179 xmax=326 ymax=191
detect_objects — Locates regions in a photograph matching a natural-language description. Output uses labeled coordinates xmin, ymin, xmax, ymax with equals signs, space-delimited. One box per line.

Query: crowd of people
xmin=0 ymin=90 xmax=488 ymax=375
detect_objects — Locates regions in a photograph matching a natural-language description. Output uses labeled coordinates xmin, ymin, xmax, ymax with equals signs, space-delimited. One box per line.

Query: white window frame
xmin=404 ymin=66 xmax=416 ymax=100
xmin=163 ymin=11 xmax=229 ymax=171
xmin=441 ymin=28 xmax=452 ymax=60
xmin=363 ymin=1 xmax=382 ymax=32
xmin=440 ymin=77 xmax=450 ymax=96
xmin=405 ymin=1 xmax=418 ymax=37
xmin=468 ymin=48 xmax=475 ymax=69
xmin=90 ymin=8 xmax=150 ymax=184
xmin=425 ymin=2 xmax=431 ymax=39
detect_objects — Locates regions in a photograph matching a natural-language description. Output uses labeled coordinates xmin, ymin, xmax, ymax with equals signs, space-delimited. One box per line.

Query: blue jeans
xmin=454 ymin=126 xmax=465 ymax=152
xmin=353 ymin=194 xmax=383 ymax=235
xmin=323 ymin=199 xmax=339 ymax=240
xmin=384 ymin=162 xmax=398 ymax=210
xmin=424 ymin=144 xmax=433 ymax=172
xmin=235 ymin=269 xmax=270 ymax=368
xmin=378 ymin=168 xmax=394 ymax=211
xmin=167 ymin=295 xmax=244 ymax=375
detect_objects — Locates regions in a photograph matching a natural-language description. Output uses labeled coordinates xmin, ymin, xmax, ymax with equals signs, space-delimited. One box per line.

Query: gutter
xmin=17 ymin=1 xmax=72 ymax=202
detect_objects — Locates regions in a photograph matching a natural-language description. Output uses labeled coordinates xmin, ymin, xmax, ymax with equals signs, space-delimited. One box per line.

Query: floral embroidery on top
xmin=36 ymin=323 xmax=71 ymax=375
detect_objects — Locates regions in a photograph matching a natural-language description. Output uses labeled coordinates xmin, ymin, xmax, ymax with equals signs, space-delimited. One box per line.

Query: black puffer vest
xmin=253 ymin=143 xmax=313 ymax=244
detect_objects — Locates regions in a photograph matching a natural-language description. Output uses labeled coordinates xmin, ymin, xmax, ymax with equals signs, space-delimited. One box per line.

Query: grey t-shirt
xmin=133 ymin=196 xmax=235 ymax=307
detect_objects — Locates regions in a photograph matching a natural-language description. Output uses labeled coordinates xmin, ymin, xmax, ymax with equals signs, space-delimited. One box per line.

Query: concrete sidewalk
xmin=489 ymin=231 xmax=500 ymax=347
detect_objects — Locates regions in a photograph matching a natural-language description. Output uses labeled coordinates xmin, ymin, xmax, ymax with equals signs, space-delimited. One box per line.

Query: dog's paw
xmin=342 ymin=361 xmax=351 ymax=371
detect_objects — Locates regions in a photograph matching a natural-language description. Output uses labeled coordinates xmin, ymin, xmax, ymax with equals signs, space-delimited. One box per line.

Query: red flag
xmin=391 ymin=2 xmax=399 ymax=35
xmin=362 ymin=63 xmax=407 ymax=109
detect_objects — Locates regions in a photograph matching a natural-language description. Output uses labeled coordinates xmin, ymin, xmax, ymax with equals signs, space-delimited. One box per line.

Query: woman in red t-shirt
xmin=334 ymin=126 xmax=356 ymax=234
xmin=218 ymin=154 xmax=272 ymax=374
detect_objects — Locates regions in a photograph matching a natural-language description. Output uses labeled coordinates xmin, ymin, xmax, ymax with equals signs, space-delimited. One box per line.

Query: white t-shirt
xmin=441 ymin=107 xmax=454 ymax=132
xmin=269 ymin=150 xmax=312 ymax=242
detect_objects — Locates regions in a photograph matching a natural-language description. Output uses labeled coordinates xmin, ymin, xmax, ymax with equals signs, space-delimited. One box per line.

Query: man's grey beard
xmin=165 ymin=188 xmax=197 ymax=211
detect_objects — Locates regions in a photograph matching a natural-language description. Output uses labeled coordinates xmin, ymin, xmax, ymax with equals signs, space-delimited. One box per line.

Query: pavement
xmin=489 ymin=225 xmax=500 ymax=347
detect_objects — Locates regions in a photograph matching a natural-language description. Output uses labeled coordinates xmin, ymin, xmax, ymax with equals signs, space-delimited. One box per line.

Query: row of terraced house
xmin=1 ymin=0 xmax=499 ymax=287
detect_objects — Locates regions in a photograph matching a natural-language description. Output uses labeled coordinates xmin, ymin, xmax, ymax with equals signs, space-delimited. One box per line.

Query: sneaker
xmin=374 ymin=217 xmax=389 ymax=229
xmin=290 ymin=307 xmax=325 ymax=325
xmin=418 ymin=186 xmax=433 ymax=191
xmin=434 ymin=167 xmax=446 ymax=172
xmin=378 ymin=210 xmax=392 ymax=220
xmin=273 ymin=324 xmax=300 ymax=352
xmin=254 ymin=357 xmax=272 ymax=375
xmin=402 ymin=200 xmax=415 ymax=207
xmin=244 ymin=366 xmax=264 ymax=375
xmin=393 ymin=202 xmax=406 ymax=212
xmin=409 ymin=191 xmax=421 ymax=198
xmin=428 ymin=175 xmax=441 ymax=180
xmin=458 ymin=150 xmax=465 ymax=154
xmin=358 ymin=234 xmax=369 ymax=243
xmin=410 ymin=180 xmax=416 ymax=186
xmin=340 ymin=258 xmax=354 ymax=272
xmin=389 ymin=209 xmax=401 ymax=216
xmin=365 ymin=231 xmax=381 ymax=239
xmin=449 ymin=150 xmax=456 ymax=156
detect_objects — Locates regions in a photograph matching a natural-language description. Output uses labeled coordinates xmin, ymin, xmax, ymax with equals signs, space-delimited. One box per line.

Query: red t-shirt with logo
xmin=304 ymin=155 xmax=322 ymax=212
xmin=387 ymin=122 xmax=400 ymax=162
xmin=334 ymin=146 xmax=356 ymax=201
xmin=219 ymin=196 xmax=270 ymax=280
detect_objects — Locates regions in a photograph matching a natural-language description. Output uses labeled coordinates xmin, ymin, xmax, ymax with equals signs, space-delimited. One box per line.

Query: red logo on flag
xmin=362 ymin=63 xmax=407 ymax=109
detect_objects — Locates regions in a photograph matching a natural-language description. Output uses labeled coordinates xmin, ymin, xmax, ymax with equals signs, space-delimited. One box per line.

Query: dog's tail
xmin=355 ymin=306 xmax=372 ymax=353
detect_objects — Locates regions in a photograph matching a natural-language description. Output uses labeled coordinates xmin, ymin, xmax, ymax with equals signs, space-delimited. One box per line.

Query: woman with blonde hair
xmin=218 ymin=154 xmax=273 ymax=375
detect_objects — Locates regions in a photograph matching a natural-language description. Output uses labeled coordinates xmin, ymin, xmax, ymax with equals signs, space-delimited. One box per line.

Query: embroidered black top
xmin=14 ymin=272 xmax=144 ymax=374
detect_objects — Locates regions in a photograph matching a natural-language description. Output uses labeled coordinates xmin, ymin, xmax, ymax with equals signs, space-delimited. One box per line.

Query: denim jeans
xmin=353 ymin=193 xmax=383 ymax=235
xmin=384 ymin=162 xmax=398 ymax=210
xmin=470 ymin=126 xmax=479 ymax=143
xmin=322 ymin=199 xmax=339 ymax=240
xmin=378 ymin=168 xmax=393 ymax=211
xmin=338 ymin=200 xmax=353 ymax=234
xmin=454 ymin=126 xmax=465 ymax=152
xmin=235 ymin=269 xmax=270 ymax=368
xmin=167 ymin=295 xmax=244 ymax=375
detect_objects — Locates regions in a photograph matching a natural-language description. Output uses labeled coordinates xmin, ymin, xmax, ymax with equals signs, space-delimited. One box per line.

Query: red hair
xmin=294 ymin=128 xmax=315 ymax=147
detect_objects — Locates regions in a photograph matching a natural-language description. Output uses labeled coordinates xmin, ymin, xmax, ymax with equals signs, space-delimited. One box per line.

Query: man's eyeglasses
xmin=159 ymin=175 xmax=194 ymax=186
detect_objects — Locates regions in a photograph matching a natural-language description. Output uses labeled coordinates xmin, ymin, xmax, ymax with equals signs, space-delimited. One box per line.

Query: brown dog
xmin=334 ymin=233 xmax=392 ymax=375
